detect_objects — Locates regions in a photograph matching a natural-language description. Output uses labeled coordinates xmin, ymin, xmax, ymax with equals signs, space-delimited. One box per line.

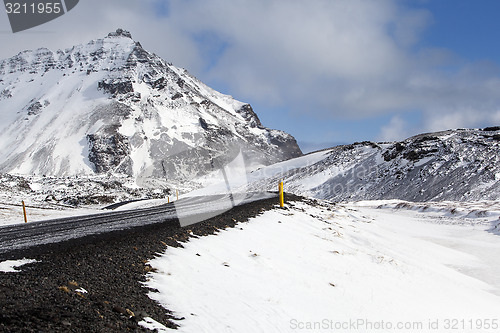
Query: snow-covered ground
xmin=142 ymin=199 xmax=500 ymax=333
xmin=2 ymin=168 xmax=499 ymax=332
xmin=0 ymin=173 xmax=176 ymax=226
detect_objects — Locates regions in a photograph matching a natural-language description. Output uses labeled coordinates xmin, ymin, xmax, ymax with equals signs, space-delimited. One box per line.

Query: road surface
xmin=0 ymin=192 xmax=276 ymax=258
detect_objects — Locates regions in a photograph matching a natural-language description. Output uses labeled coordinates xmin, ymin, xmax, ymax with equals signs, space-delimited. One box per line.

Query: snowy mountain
xmin=0 ymin=29 xmax=301 ymax=184
xmin=243 ymin=127 xmax=500 ymax=202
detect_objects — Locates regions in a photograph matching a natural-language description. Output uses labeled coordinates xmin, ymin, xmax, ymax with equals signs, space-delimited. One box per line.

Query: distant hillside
xmin=244 ymin=127 xmax=500 ymax=202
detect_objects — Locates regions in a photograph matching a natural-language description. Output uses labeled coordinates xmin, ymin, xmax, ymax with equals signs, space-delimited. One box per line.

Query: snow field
xmin=0 ymin=173 xmax=180 ymax=226
xmin=143 ymin=200 xmax=500 ymax=333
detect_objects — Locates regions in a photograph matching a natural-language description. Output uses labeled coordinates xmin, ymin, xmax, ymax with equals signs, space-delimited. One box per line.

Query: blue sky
xmin=2 ymin=0 xmax=500 ymax=152
xmin=417 ymin=0 xmax=500 ymax=62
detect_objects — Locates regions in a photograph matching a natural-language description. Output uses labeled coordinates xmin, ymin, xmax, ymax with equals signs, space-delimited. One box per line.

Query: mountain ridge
xmin=243 ymin=127 xmax=500 ymax=202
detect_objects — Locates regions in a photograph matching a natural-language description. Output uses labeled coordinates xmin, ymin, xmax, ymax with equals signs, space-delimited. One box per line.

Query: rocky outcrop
xmin=87 ymin=131 xmax=131 ymax=174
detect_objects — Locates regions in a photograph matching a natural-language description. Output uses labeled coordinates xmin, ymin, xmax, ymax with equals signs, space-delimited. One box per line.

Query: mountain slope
xmin=244 ymin=127 xmax=500 ymax=201
xmin=0 ymin=29 xmax=301 ymax=184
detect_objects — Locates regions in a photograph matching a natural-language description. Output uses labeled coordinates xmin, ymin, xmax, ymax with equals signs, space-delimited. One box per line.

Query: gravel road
xmin=0 ymin=194 xmax=297 ymax=332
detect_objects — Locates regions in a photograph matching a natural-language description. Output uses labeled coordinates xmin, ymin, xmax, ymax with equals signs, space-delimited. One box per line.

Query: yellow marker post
xmin=22 ymin=200 xmax=27 ymax=223
xmin=168 ymin=197 xmax=170 ymax=203
xmin=176 ymin=189 xmax=179 ymax=201
xmin=279 ymin=181 xmax=284 ymax=208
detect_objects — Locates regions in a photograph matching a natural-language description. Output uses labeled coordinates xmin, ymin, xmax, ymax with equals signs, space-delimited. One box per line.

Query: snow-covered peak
xmin=107 ymin=28 xmax=133 ymax=39
xmin=0 ymin=30 xmax=141 ymax=77
xmin=0 ymin=30 xmax=302 ymax=183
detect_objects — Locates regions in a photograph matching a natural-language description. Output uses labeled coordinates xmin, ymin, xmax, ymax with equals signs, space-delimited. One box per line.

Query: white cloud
xmin=424 ymin=108 xmax=500 ymax=132
xmin=163 ymin=0 xmax=419 ymax=110
xmin=378 ymin=115 xmax=408 ymax=142
xmin=161 ymin=0 xmax=500 ymax=132
xmin=2 ymin=0 xmax=500 ymax=140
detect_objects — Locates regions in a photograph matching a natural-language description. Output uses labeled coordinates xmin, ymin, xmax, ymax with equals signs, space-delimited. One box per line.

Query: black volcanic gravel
xmin=0 ymin=194 xmax=303 ymax=332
